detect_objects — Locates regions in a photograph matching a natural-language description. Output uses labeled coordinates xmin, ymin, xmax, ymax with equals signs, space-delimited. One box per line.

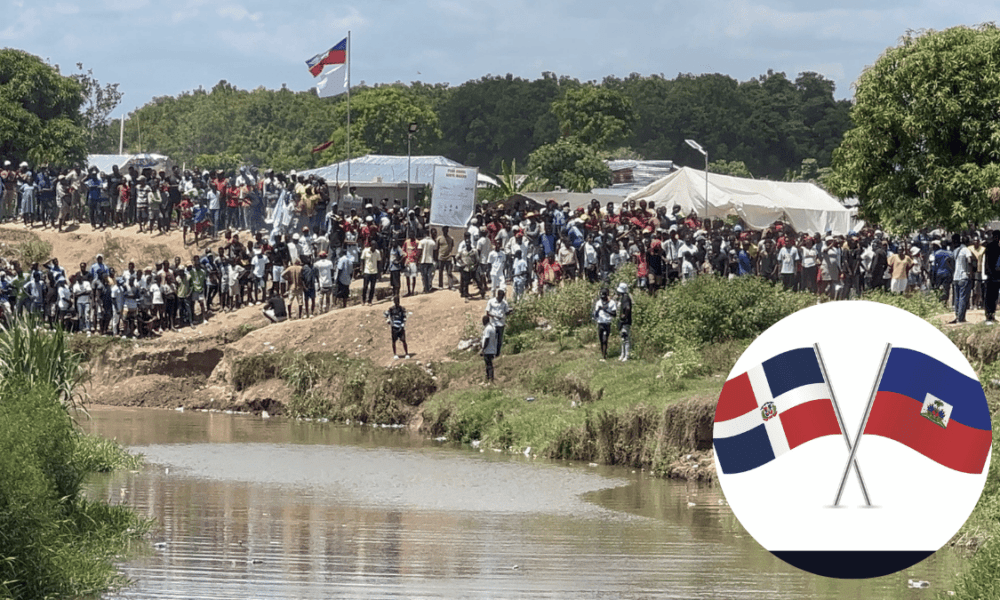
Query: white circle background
xmin=715 ymin=301 xmax=992 ymax=552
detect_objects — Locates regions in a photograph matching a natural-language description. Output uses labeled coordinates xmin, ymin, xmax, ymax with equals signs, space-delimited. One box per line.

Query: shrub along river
xmin=82 ymin=407 xmax=960 ymax=599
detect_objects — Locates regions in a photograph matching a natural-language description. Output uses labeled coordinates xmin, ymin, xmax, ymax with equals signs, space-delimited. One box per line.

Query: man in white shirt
xmin=250 ymin=248 xmax=269 ymax=305
xmin=417 ymin=231 xmax=436 ymax=294
xmin=487 ymin=240 xmax=507 ymax=297
xmin=777 ymin=240 xmax=800 ymax=291
xmin=485 ymin=289 xmax=512 ymax=356
xmin=480 ymin=314 xmax=497 ymax=383
xmin=313 ymin=251 xmax=334 ymax=312
xmin=592 ymin=287 xmax=617 ymax=360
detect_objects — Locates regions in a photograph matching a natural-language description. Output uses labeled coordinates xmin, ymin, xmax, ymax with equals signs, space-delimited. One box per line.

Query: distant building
xmin=591 ymin=159 xmax=676 ymax=197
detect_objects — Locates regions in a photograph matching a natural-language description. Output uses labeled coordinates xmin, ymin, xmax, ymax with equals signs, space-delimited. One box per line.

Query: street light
xmin=685 ymin=139 xmax=708 ymax=220
xmin=407 ymin=122 xmax=419 ymax=210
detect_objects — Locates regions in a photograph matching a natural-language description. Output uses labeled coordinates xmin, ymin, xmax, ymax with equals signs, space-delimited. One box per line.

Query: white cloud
xmin=217 ymin=4 xmax=261 ymax=21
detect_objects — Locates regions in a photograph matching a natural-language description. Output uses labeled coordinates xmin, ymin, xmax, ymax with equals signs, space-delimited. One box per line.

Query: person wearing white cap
xmin=616 ymin=282 xmax=632 ymax=361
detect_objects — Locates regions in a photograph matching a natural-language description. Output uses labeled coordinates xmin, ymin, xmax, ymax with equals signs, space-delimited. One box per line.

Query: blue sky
xmin=2 ymin=0 xmax=997 ymax=119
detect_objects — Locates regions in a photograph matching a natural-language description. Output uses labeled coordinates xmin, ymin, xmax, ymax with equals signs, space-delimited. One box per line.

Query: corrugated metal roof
xmin=301 ymin=154 xmax=464 ymax=186
xmin=600 ymin=159 xmax=676 ymax=197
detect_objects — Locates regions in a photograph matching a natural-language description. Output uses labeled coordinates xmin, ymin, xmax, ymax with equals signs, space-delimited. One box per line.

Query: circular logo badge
xmin=713 ymin=301 xmax=992 ymax=579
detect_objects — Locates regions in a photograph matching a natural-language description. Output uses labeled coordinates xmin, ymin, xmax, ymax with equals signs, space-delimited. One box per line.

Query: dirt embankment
xmin=26 ymin=223 xmax=717 ymax=478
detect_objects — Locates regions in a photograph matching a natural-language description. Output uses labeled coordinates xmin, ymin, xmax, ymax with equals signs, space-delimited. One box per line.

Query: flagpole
xmin=346 ymin=30 xmax=351 ymax=204
xmin=833 ymin=343 xmax=892 ymax=507
xmin=814 ymin=344 xmax=871 ymax=507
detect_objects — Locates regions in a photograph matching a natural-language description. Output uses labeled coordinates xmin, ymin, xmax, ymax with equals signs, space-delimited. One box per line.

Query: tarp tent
xmin=87 ymin=153 xmax=171 ymax=175
xmin=626 ymin=167 xmax=852 ymax=235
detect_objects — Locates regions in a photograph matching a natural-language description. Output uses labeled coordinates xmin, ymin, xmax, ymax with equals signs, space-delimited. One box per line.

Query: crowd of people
xmin=1 ymin=158 xmax=993 ymax=359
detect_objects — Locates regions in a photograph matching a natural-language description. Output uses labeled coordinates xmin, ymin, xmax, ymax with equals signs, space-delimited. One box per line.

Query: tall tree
xmin=329 ymin=85 xmax=441 ymax=156
xmin=0 ymin=49 xmax=87 ymax=166
xmin=828 ymin=24 xmax=1000 ymax=232
xmin=71 ymin=63 xmax=123 ymax=154
xmin=528 ymin=137 xmax=612 ymax=192
xmin=551 ymin=85 xmax=637 ymax=150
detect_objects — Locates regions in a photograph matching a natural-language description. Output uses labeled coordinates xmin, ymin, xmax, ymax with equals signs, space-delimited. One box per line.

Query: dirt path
xmin=0 ymin=221 xmax=486 ymax=363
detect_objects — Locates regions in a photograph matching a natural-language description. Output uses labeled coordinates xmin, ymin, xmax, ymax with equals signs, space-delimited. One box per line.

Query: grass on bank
xmin=0 ymin=316 xmax=149 ymax=600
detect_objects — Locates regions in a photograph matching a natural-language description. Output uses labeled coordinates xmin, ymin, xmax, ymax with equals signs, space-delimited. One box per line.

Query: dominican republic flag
xmin=306 ymin=38 xmax=347 ymax=77
xmin=714 ymin=348 xmax=841 ymax=474
xmin=864 ymin=348 xmax=992 ymax=474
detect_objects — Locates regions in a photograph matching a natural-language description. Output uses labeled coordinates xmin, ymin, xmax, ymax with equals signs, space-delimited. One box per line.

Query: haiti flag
xmin=863 ymin=347 xmax=992 ymax=474
xmin=714 ymin=347 xmax=842 ymax=474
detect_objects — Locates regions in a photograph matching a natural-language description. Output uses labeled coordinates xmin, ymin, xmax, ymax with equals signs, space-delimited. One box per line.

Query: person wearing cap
xmin=616 ymin=282 xmax=632 ymax=361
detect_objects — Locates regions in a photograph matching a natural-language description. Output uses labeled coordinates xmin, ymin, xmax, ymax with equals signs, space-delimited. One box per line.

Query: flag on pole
xmin=863 ymin=348 xmax=992 ymax=474
xmin=306 ymin=38 xmax=347 ymax=77
xmin=713 ymin=348 xmax=842 ymax=474
xmin=311 ymin=140 xmax=335 ymax=153
xmin=316 ymin=64 xmax=348 ymax=98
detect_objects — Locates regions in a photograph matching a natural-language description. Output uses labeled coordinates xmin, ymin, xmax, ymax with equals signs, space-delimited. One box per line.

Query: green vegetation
xmin=829 ymin=24 xmax=1000 ymax=232
xmin=230 ymin=350 xmax=436 ymax=424
xmin=0 ymin=314 xmax=86 ymax=405
xmin=0 ymin=49 xmax=89 ymax=166
xmin=120 ymin=70 xmax=850 ymax=181
xmin=0 ymin=319 xmax=148 ymax=600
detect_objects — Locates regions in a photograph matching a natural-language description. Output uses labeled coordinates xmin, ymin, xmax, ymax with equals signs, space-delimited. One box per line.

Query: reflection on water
xmin=82 ymin=407 xmax=962 ymax=599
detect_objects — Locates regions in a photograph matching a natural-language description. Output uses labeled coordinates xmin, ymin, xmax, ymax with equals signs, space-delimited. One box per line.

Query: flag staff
xmin=346 ymin=30 xmax=351 ymax=203
xmin=814 ymin=344 xmax=871 ymax=506
xmin=833 ymin=343 xmax=892 ymax=507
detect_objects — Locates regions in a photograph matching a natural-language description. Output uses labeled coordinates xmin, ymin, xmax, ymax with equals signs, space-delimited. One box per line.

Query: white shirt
xmin=778 ymin=246 xmax=799 ymax=275
xmin=593 ymin=298 xmax=617 ymax=324
xmin=314 ymin=258 xmax=334 ymax=288
xmin=252 ymin=253 xmax=269 ymax=278
xmin=486 ymin=297 xmax=510 ymax=327
xmin=487 ymin=249 xmax=506 ymax=276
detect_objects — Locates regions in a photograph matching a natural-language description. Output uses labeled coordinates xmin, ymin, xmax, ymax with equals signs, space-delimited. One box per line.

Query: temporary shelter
xmin=87 ymin=153 xmax=172 ymax=175
xmin=626 ymin=167 xmax=852 ymax=234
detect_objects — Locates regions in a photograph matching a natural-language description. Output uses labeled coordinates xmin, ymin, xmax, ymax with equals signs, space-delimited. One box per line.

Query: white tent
xmin=87 ymin=153 xmax=172 ymax=175
xmin=626 ymin=167 xmax=852 ymax=235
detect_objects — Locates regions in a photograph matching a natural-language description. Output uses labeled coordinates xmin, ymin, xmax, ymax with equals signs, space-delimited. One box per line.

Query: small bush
xmin=860 ymin=288 xmax=947 ymax=321
xmin=231 ymin=353 xmax=282 ymax=391
xmin=72 ymin=432 xmax=143 ymax=473
xmin=17 ymin=237 xmax=52 ymax=265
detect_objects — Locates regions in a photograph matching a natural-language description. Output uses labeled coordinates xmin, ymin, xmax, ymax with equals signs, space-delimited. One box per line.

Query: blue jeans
xmin=954 ymin=278 xmax=973 ymax=322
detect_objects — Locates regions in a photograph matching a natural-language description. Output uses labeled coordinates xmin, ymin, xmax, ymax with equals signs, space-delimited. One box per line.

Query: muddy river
xmin=82 ymin=407 xmax=960 ymax=599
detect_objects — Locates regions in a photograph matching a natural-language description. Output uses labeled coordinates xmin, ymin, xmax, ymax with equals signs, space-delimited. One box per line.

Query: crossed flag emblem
xmin=713 ymin=343 xmax=992 ymax=505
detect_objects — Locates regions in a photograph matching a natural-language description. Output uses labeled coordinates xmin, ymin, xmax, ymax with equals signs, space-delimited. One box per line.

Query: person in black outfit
xmin=262 ymin=289 xmax=287 ymax=323
xmin=984 ymin=230 xmax=1000 ymax=324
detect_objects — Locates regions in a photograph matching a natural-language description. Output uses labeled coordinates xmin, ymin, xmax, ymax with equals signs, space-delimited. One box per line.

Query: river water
xmin=82 ymin=407 xmax=961 ymax=599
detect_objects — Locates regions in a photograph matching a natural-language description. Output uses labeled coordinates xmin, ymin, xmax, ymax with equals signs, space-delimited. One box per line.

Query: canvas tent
xmin=627 ymin=167 xmax=852 ymax=235
xmin=87 ymin=153 xmax=171 ymax=175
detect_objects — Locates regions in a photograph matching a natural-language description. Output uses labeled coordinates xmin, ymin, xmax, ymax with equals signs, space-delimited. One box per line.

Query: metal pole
xmin=704 ymin=153 xmax=708 ymax=221
xmin=346 ymin=30 xmax=351 ymax=198
xmin=833 ymin=343 xmax=892 ymax=506
xmin=119 ymin=115 xmax=124 ymax=155
xmin=407 ymin=134 xmax=412 ymax=211
xmin=814 ymin=344 xmax=871 ymax=506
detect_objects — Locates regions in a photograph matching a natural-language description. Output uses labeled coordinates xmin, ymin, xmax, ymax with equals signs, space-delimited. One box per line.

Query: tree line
xmin=111 ymin=69 xmax=851 ymax=186
xmin=3 ymin=48 xmax=851 ymax=187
